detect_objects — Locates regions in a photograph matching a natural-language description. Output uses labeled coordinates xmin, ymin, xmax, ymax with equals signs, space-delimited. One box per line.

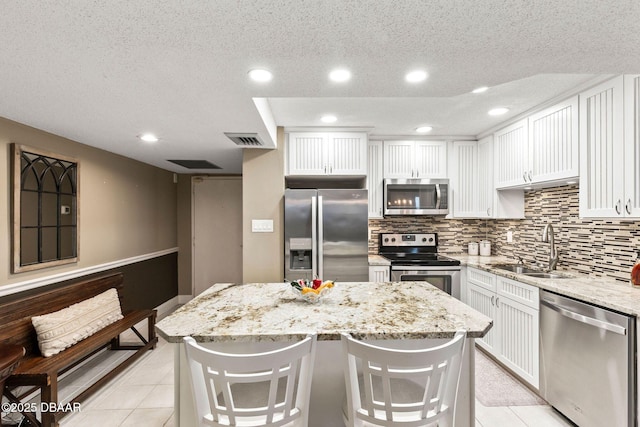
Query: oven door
xmin=391 ymin=266 xmax=461 ymax=300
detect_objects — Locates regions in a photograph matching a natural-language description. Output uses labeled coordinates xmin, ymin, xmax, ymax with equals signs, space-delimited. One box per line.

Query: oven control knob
xmin=429 ymin=237 xmax=434 ymax=242
xmin=384 ymin=238 xmax=389 ymax=243
xmin=391 ymin=238 xmax=396 ymax=242
xmin=422 ymin=238 xmax=427 ymax=242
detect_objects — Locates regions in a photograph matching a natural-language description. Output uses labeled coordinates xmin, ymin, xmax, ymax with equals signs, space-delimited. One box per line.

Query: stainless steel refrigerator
xmin=284 ymin=189 xmax=368 ymax=282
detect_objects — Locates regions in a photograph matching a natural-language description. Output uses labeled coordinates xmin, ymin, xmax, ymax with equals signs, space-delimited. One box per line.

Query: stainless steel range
xmin=378 ymin=233 xmax=461 ymax=299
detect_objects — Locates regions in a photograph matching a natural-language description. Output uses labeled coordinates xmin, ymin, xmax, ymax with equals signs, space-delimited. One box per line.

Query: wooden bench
xmin=0 ymin=272 xmax=158 ymax=427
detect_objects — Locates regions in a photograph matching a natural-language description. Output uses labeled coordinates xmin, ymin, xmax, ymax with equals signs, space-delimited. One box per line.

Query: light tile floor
xmin=60 ymin=335 xmax=176 ymax=427
xmin=7 ymin=315 xmax=574 ymax=427
xmin=61 ymin=338 xmax=574 ymax=427
xmin=475 ymin=400 xmax=575 ymax=427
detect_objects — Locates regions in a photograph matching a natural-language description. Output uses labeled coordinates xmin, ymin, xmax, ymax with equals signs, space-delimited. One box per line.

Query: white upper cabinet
xmin=495 ymin=97 xmax=578 ymax=189
xmin=383 ymin=141 xmax=447 ymax=179
xmin=367 ymin=141 xmax=384 ymax=218
xmin=477 ymin=136 xmax=495 ymax=217
xmin=287 ymin=132 xmax=367 ymax=176
xmin=414 ymin=141 xmax=448 ymax=178
xmin=449 ymin=137 xmax=523 ymax=219
xmin=623 ymin=75 xmax=640 ymax=218
xmin=449 ymin=141 xmax=483 ymax=218
xmin=494 ymin=119 xmax=529 ymax=188
xmin=528 ymin=96 xmax=579 ymax=183
xmin=578 ymin=76 xmax=635 ymax=218
xmin=288 ymin=132 xmax=326 ymax=175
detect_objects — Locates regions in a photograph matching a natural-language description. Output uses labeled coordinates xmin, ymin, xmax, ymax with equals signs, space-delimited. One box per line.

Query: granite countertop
xmin=368 ymin=255 xmax=391 ymax=266
xmin=155 ymin=281 xmax=493 ymax=343
xmin=448 ymin=254 xmax=640 ymax=317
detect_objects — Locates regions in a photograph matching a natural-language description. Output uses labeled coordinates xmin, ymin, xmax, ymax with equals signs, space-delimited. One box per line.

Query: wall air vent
xmin=167 ymin=160 xmax=221 ymax=169
xmin=224 ymin=132 xmax=264 ymax=147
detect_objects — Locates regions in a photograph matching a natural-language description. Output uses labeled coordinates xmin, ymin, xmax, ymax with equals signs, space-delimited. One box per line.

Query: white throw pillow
xmin=31 ymin=288 xmax=124 ymax=357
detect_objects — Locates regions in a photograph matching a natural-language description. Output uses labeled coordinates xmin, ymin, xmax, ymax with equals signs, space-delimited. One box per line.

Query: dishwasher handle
xmin=541 ymin=298 xmax=627 ymax=335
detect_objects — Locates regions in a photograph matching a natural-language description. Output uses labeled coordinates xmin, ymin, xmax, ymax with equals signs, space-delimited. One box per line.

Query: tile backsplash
xmin=369 ymin=185 xmax=640 ymax=284
xmin=368 ymin=217 xmax=490 ymax=254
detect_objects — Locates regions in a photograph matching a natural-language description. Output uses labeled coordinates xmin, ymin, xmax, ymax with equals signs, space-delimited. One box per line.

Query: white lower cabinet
xmin=466 ymin=268 xmax=498 ymax=352
xmin=495 ymin=276 xmax=540 ymax=388
xmin=466 ymin=267 xmax=540 ymax=388
xmin=369 ymin=265 xmax=390 ymax=282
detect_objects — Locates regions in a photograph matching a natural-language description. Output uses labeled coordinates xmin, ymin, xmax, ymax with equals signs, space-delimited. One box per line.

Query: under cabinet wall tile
xmin=369 ymin=185 xmax=640 ymax=284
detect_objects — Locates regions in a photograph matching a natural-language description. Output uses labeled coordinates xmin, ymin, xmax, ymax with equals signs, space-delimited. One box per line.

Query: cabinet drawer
xmin=496 ymin=276 xmax=539 ymax=309
xmin=467 ymin=267 xmax=496 ymax=291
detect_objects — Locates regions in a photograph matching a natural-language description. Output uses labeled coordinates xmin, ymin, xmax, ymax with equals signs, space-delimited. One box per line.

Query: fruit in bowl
xmin=288 ymin=279 xmax=334 ymax=303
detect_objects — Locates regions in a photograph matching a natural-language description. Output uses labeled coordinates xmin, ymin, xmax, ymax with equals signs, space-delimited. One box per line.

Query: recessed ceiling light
xmin=321 ymin=115 xmax=337 ymax=123
xmin=472 ymin=86 xmax=489 ymax=94
xmin=405 ymin=70 xmax=428 ymax=83
xmin=248 ymin=69 xmax=273 ymax=82
xmin=329 ymin=69 xmax=351 ymax=82
xmin=415 ymin=126 xmax=433 ymax=133
xmin=139 ymin=133 xmax=159 ymax=143
xmin=488 ymin=107 xmax=509 ymax=116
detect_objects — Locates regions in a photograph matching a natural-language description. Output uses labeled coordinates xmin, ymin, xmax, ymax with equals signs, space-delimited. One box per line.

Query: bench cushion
xmin=31 ymin=289 xmax=124 ymax=357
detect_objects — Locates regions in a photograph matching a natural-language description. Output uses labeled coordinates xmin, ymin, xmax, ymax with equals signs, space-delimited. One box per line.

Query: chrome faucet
xmin=541 ymin=223 xmax=559 ymax=270
xmin=514 ymin=254 xmax=525 ymax=265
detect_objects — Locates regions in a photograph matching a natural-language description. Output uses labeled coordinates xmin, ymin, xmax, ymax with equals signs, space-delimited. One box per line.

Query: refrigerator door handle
xmin=311 ymin=196 xmax=318 ymax=278
xmin=317 ymin=195 xmax=323 ymax=278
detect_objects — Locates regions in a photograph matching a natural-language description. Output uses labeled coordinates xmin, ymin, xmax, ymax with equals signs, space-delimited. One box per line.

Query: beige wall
xmin=242 ymin=127 xmax=285 ymax=282
xmin=0 ymin=117 xmax=178 ymax=287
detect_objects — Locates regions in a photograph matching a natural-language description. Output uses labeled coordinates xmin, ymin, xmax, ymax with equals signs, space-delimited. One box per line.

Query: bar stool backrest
xmin=183 ymin=334 xmax=317 ymax=427
xmin=341 ymin=330 xmax=466 ymax=427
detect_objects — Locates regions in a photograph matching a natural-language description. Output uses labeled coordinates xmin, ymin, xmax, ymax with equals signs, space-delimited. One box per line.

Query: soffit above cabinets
xmin=0 ymin=2 xmax=637 ymax=173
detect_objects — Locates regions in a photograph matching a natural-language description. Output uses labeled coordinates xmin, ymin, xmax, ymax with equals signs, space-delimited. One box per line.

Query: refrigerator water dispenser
xmin=289 ymin=238 xmax=312 ymax=270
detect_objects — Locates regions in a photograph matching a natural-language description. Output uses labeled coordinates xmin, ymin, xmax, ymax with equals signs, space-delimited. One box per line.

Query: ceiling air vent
xmin=167 ymin=160 xmax=221 ymax=169
xmin=224 ymin=132 xmax=264 ymax=147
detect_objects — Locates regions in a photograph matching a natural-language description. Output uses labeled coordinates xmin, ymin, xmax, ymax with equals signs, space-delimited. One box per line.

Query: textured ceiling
xmin=0 ymin=1 xmax=639 ymax=173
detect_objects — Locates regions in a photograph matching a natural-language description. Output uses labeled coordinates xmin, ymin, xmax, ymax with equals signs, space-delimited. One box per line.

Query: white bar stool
xmin=183 ymin=334 xmax=317 ymax=427
xmin=341 ymin=330 xmax=466 ymax=427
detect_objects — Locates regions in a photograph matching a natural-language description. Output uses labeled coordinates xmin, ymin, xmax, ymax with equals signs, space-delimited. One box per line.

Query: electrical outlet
xmin=506 ymin=231 xmax=513 ymax=243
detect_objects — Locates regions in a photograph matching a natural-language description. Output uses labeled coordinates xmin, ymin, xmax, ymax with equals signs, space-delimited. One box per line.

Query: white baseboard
xmin=178 ymin=294 xmax=193 ymax=304
xmin=155 ymin=296 xmax=180 ymax=318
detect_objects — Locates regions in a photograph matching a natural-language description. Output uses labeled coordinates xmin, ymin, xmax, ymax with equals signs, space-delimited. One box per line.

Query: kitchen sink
xmin=522 ymin=272 xmax=571 ymax=279
xmin=490 ymin=264 xmax=540 ymax=274
xmin=490 ymin=264 xmax=572 ymax=279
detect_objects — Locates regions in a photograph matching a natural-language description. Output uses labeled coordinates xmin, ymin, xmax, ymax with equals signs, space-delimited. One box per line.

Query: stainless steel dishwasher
xmin=540 ymin=290 xmax=636 ymax=427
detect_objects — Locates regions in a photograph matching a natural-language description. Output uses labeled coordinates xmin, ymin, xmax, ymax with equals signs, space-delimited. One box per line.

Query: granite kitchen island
xmin=156 ymin=281 xmax=492 ymax=426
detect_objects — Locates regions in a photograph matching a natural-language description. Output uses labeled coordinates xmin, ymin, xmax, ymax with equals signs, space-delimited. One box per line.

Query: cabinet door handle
xmin=491 ymin=295 xmax=495 ymax=306
xmin=496 ymin=297 xmax=500 ymax=308
xmin=415 ymin=170 xmax=419 ymax=178
xmin=615 ymin=199 xmax=622 ymax=215
xmin=523 ymin=171 xmax=528 ymax=182
xmin=626 ymin=199 xmax=632 ymax=215
xmin=324 ymin=166 xmax=327 ymax=174
xmin=487 ymin=208 xmax=491 ymax=217
xmin=528 ymin=171 xmax=533 ymax=181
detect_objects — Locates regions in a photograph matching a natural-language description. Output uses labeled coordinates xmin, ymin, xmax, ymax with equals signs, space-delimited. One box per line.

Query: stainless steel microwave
xmin=383 ymin=178 xmax=449 ymax=216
